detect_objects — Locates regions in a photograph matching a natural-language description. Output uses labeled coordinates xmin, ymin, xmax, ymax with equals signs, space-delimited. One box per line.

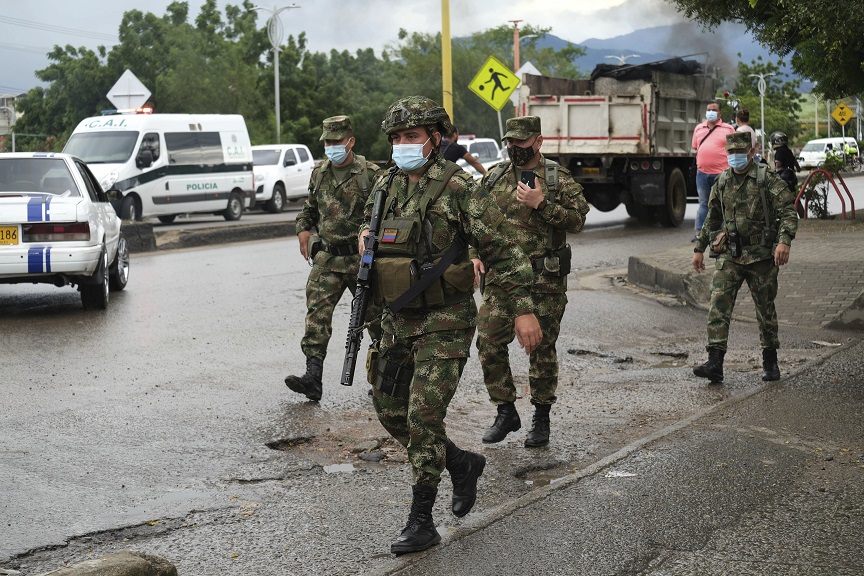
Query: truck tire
xmin=626 ymin=204 xmax=654 ymax=225
xmin=656 ymin=168 xmax=686 ymax=228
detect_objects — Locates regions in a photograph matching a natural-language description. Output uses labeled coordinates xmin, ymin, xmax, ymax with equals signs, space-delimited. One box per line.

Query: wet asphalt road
xmin=0 ymin=205 xmax=860 ymax=575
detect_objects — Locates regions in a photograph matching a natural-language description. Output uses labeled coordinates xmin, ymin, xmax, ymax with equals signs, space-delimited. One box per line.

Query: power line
xmin=0 ymin=41 xmax=54 ymax=56
xmin=0 ymin=14 xmax=118 ymax=43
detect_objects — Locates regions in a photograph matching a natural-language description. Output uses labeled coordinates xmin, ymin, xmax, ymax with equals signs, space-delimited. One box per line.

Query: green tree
xmin=386 ymin=24 xmax=586 ymax=142
xmin=666 ymin=0 xmax=864 ymax=98
xmin=725 ymin=56 xmax=803 ymax=147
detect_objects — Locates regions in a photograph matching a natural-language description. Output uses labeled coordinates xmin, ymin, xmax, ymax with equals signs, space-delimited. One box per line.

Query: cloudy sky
xmin=0 ymin=0 xmax=688 ymax=94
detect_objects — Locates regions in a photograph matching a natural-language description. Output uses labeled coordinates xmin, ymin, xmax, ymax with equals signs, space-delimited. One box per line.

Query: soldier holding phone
xmin=475 ymin=116 xmax=590 ymax=447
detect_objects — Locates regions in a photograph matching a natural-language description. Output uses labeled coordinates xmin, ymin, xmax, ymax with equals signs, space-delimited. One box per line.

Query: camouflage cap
xmin=725 ymin=131 xmax=752 ymax=151
xmin=320 ymin=115 xmax=353 ymax=141
xmin=504 ymin=116 xmax=541 ymax=140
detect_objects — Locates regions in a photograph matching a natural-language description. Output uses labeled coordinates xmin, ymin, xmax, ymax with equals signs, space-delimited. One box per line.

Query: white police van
xmin=63 ymin=109 xmax=255 ymax=223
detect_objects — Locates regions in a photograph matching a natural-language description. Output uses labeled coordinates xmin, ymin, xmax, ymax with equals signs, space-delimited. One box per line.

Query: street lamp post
xmin=749 ymin=72 xmax=775 ymax=154
xmin=509 ymin=21 xmax=538 ymax=119
xmin=254 ymin=4 xmax=300 ymax=144
xmin=605 ymin=54 xmax=640 ymax=65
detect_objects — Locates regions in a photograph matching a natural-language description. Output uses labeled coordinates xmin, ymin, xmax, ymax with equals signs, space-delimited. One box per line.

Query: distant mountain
xmin=529 ymin=21 xmax=810 ymax=93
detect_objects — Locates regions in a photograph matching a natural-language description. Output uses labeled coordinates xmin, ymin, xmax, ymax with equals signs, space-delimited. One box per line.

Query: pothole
xmin=265 ymin=436 xmax=314 ymax=451
xmin=323 ymin=463 xmax=355 ymax=474
xmin=514 ymin=460 xmax=569 ymax=487
xmin=568 ymin=349 xmax=633 ymax=364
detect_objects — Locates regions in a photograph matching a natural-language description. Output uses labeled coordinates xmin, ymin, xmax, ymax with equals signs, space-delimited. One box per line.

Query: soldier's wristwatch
xmin=537 ymin=198 xmax=549 ymax=210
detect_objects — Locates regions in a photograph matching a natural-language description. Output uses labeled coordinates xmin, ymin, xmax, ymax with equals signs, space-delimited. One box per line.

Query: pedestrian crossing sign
xmin=469 ymin=56 xmax=520 ymax=111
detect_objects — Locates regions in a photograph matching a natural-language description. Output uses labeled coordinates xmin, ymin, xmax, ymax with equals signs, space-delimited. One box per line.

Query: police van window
xmin=165 ymin=132 xmax=223 ymax=165
xmin=297 ymin=147 xmax=310 ymax=163
xmin=199 ymin=132 xmax=223 ymax=165
xmin=140 ymin=132 xmax=160 ymax=162
xmin=166 ymin=132 xmax=200 ymax=164
xmin=284 ymin=149 xmax=298 ymax=166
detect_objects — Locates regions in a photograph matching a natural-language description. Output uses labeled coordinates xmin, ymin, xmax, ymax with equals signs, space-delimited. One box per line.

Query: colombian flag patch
xmin=381 ymin=228 xmax=398 ymax=243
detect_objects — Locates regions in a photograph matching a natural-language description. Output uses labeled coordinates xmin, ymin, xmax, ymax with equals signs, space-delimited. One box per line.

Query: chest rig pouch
xmin=488 ymin=161 xmax=572 ymax=277
xmin=374 ymin=163 xmax=473 ymax=309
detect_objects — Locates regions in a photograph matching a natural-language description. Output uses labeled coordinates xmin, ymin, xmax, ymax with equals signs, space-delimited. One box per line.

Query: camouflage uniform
xmin=370 ymin=154 xmax=534 ymax=487
xmin=694 ymin=131 xmax=798 ymax=352
xmin=371 ymin=97 xmax=541 ymax=555
xmin=294 ymin=116 xmax=382 ymax=361
xmin=477 ymin=118 xmax=590 ymax=408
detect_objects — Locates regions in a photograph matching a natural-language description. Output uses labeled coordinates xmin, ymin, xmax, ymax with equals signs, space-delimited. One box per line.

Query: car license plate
xmin=582 ymin=167 xmax=600 ymax=175
xmin=0 ymin=225 xmax=19 ymax=245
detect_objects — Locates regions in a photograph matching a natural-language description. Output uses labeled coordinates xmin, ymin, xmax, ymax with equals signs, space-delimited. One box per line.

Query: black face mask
xmin=507 ymin=142 xmax=537 ymax=167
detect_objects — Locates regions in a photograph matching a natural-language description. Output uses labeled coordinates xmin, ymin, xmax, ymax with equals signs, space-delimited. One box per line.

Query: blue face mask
xmin=706 ymin=110 xmax=719 ymax=122
xmin=728 ymin=153 xmax=750 ymax=171
xmin=324 ymin=145 xmax=348 ymax=164
xmin=392 ymin=138 xmax=431 ymax=172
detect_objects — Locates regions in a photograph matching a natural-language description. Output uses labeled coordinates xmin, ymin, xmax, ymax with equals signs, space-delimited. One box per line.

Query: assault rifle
xmin=340 ymin=173 xmax=392 ymax=387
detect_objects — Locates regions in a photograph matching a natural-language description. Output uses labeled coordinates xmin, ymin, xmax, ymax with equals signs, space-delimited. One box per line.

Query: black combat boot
xmin=762 ymin=348 xmax=780 ymax=381
xmin=391 ymin=485 xmax=440 ymax=555
xmin=445 ymin=440 xmax=486 ymax=517
xmin=284 ymin=356 xmax=323 ymax=401
xmin=524 ymin=404 xmax=551 ymax=448
xmin=693 ymin=347 xmax=725 ymax=384
xmin=481 ymin=402 xmax=521 ymax=443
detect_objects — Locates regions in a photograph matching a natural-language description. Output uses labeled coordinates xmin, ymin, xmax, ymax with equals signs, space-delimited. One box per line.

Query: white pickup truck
xmin=251 ymin=144 xmax=315 ymax=212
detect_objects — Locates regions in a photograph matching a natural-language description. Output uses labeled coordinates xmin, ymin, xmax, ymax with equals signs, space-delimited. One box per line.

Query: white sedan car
xmin=0 ymin=152 xmax=129 ymax=309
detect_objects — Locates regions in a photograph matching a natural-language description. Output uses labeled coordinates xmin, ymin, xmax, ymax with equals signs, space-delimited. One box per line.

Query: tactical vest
xmin=715 ymin=163 xmax=777 ymax=247
xmin=374 ymin=162 xmax=475 ymax=309
xmin=485 ymin=159 xmax=571 ymax=276
xmin=311 ymin=155 xmax=371 ymax=197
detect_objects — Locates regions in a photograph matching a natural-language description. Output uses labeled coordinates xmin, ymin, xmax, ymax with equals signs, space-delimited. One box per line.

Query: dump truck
xmin=518 ymin=59 xmax=716 ymax=227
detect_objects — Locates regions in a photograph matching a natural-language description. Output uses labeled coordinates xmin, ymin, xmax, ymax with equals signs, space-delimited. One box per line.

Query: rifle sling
xmin=386 ymin=234 xmax=467 ymax=314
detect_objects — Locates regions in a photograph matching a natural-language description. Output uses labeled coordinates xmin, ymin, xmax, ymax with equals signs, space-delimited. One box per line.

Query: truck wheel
xmin=626 ymin=204 xmax=654 ymax=225
xmin=656 ymin=168 xmax=686 ymax=227
xmin=266 ymin=183 xmax=285 ymax=213
xmin=585 ymin=193 xmax=620 ymax=212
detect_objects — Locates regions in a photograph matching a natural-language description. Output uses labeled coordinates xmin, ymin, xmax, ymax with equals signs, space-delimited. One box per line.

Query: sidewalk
xmin=628 ymin=216 xmax=864 ymax=332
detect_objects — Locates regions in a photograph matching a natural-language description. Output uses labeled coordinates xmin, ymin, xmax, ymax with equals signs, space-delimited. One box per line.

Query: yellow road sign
xmin=469 ymin=56 xmax=520 ymax=111
xmin=831 ymin=102 xmax=853 ymax=126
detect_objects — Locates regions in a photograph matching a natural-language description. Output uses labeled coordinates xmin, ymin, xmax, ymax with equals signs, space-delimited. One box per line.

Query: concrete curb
xmin=627 ymin=249 xmax=711 ymax=307
xmin=120 ymin=222 xmax=157 ymax=253
xmin=36 ymin=551 xmax=176 ymax=576
xmin=124 ymin=220 xmax=296 ymax=253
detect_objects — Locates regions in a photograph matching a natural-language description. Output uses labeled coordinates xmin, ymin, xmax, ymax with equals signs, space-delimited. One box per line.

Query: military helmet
xmin=770 ymin=131 xmax=788 ymax=149
xmin=381 ymin=95 xmax=452 ymax=135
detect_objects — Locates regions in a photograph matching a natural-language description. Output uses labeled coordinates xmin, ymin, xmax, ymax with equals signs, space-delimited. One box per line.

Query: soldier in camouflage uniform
xmin=476 ymin=116 xmax=590 ymax=448
xmin=359 ymin=96 xmax=542 ymax=555
xmin=284 ymin=115 xmax=382 ymax=401
xmin=692 ymin=131 xmax=798 ymax=383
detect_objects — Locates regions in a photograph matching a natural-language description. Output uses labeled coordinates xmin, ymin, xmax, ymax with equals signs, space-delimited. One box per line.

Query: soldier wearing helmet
xmin=770 ymin=131 xmax=801 ymax=193
xmin=360 ymin=95 xmax=542 ymax=555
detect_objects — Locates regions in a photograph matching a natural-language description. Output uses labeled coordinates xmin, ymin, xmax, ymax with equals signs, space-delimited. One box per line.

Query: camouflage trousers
xmin=372 ymin=324 xmax=474 ymax=489
xmin=707 ymin=258 xmax=780 ymax=351
xmin=477 ymin=286 xmax=567 ymax=405
xmin=301 ymin=262 xmax=382 ymax=360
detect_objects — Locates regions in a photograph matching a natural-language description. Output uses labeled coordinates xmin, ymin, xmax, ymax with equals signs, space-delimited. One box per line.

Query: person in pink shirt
xmin=691 ymin=100 xmax=736 ymax=241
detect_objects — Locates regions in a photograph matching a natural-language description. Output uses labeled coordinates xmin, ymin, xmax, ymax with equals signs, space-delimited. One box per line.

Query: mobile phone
xmin=520 ymin=170 xmax=537 ymax=186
